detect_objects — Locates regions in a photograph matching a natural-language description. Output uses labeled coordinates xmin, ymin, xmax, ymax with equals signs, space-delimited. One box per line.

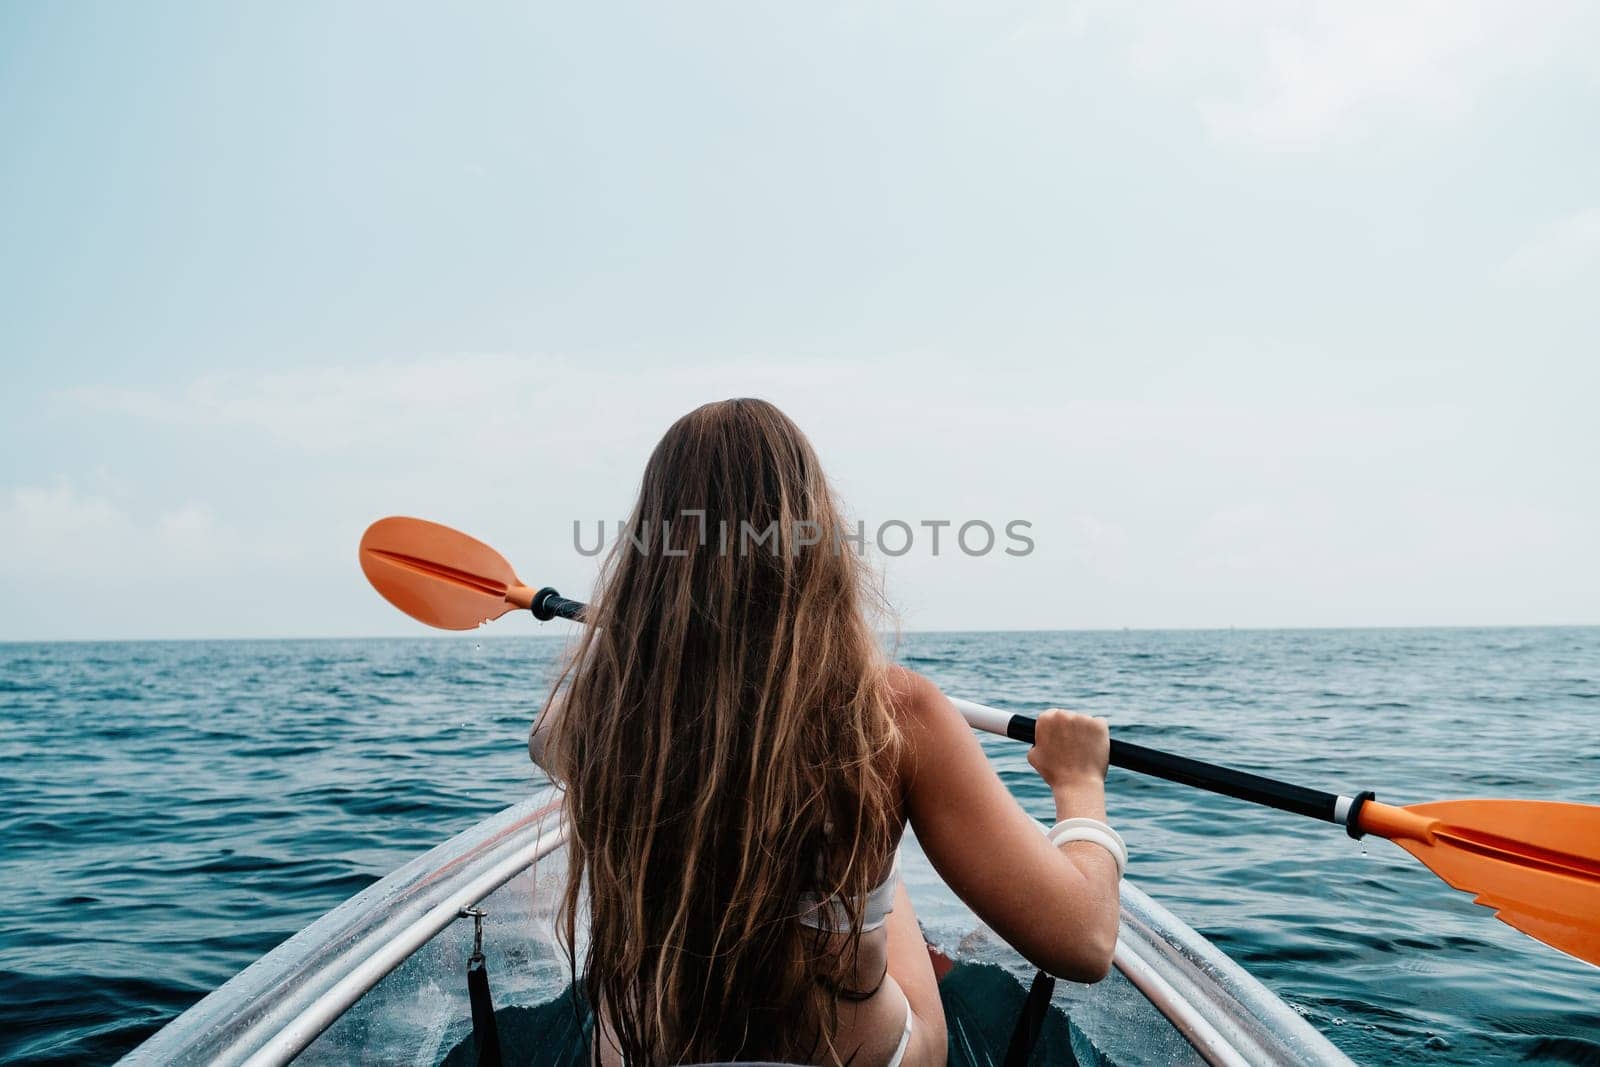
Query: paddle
xmin=358 ymin=515 xmax=1600 ymax=969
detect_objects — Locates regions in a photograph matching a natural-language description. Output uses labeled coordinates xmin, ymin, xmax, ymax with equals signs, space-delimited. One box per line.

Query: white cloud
xmin=15 ymin=343 xmax=1596 ymax=637
xmin=72 ymin=357 xmax=553 ymax=454
xmin=1500 ymin=207 xmax=1600 ymax=285
xmin=66 ymin=354 xmax=884 ymax=460
xmin=0 ymin=485 xmax=240 ymax=579
xmin=0 ymin=485 xmax=134 ymax=578
xmin=1200 ymin=2 xmax=1485 ymax=143
xmin=0 ymin=484 xmax=330 ymax=639
xmin=1100 ymin=0 xmax=1587 ymax=146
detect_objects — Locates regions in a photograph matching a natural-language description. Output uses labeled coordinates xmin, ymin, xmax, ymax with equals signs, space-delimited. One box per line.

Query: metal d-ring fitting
xmin=458 ymin=906 xmax=486 ymax=957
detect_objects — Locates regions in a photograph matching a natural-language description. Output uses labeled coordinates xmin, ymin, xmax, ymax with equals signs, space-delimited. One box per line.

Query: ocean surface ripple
xmin=1 ymin=628 xmax=1597 ymax=1064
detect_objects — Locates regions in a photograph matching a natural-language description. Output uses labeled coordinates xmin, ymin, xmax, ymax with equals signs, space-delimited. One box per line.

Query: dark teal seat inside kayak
xmin=439 ymin=961 xmax=1080 ymax=1066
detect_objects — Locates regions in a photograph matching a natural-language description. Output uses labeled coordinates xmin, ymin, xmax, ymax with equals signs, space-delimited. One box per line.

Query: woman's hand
xmin=1026 ymin=709 xmax=1109 ymax=791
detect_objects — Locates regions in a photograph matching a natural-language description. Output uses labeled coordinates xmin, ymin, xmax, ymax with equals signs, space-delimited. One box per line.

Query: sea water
xmin=1 ymin=628 xmax=1596 ymax=1065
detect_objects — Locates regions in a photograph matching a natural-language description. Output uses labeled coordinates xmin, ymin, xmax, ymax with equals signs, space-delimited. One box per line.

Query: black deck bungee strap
xmin=1000 ymin=969 xmax=1057 ymax=1067
xmin=461 ymin=907 xmax=503 ymax=1067
xmin=468 ymin=953 xmax=503 ymax=1067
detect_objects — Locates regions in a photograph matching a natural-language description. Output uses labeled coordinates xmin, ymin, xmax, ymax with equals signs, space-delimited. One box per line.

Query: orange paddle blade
xmin=1359 ymin=799 xmax=1600 ymax=967
xmin=359 ymin=516 xmax=537 ymax=630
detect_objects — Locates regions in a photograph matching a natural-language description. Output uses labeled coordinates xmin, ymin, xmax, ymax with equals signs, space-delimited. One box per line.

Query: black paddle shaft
xmin=530 ymin=588 xmax=586 ymax=623
xmin=529 ymin=587 xmax=1348 ymax=826
xmin=1002 ymin=715 xmax=1344 ymax=824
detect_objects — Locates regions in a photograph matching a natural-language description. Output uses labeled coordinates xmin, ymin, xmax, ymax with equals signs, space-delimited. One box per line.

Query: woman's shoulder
xmin=883 ymin=664 xmax=957 ymax=739
xmin=885 ymin=663 xmax=943 ymax=711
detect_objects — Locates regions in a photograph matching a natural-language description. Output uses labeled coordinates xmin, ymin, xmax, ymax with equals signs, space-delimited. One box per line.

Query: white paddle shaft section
xmin=948 ymin=696 xmax=1016 ymax=738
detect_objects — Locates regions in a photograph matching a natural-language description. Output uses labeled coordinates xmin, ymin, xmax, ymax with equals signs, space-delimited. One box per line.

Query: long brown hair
xmin=543 ymin=398 xmax=903 ymax=1064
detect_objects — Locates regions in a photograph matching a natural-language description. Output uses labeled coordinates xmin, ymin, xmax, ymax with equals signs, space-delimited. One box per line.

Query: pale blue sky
xmin=3 ymin=2 xmax=1598 ymax=639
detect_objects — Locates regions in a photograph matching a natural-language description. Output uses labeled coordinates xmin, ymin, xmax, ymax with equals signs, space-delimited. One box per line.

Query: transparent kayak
xmin=122 ymin=788 xmax=1353 ymax=1066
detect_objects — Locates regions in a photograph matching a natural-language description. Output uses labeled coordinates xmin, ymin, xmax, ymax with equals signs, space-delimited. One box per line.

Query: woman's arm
xmin=892 ymin=667 xmax=1120 ymax=982
xmin=528 ymin=695 xmax=564 ymax=772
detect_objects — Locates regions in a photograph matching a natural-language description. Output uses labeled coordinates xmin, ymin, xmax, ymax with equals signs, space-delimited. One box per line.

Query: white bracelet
xmin=1046 ymin=817 xmax=1127 ymax=879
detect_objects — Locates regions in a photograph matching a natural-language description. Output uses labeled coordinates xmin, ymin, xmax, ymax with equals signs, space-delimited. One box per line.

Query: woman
xmin=532 ymin=399 xmax=1121 ymax=1066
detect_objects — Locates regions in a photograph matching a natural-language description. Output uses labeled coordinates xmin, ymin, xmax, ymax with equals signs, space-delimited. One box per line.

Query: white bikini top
xmin=796 ymin=847 xmax=901 ymax=933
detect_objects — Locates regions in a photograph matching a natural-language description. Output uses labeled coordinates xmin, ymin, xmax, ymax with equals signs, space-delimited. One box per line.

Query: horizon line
xmin=4 ymin=620 xmax=1599 ymax=646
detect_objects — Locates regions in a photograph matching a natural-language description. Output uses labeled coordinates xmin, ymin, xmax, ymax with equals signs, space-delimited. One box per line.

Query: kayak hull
xmin=122 ymin=788 xmax=1351 ymax=1067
